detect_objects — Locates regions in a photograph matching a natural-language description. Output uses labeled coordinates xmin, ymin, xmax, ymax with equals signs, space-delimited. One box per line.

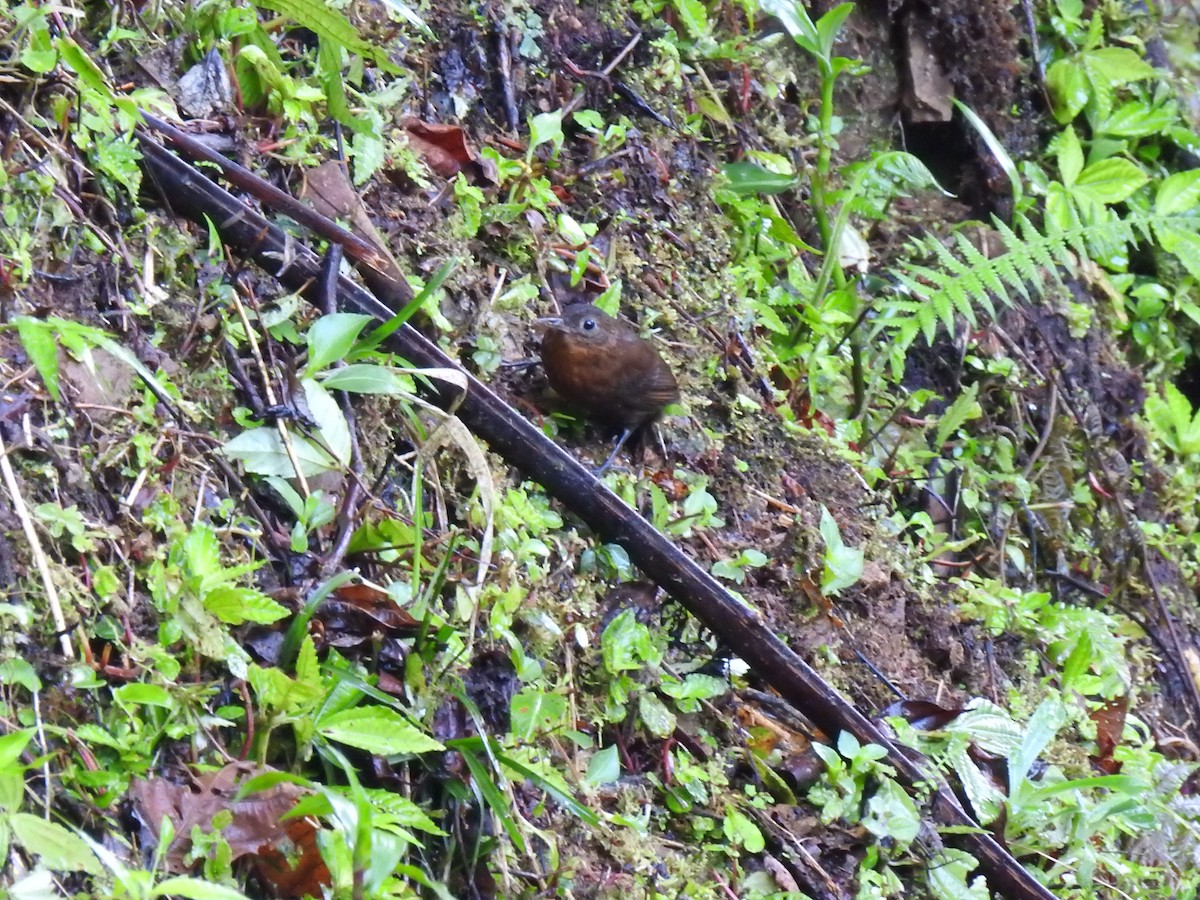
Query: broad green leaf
xmin=585 ymin=745 xmax=620 ymax=786
xmin=760 ymin=0 xmax=820 ymax=53
xmin=529 ymin=111 xmax=564 ymax=154
xmin=638 ymin=692 xmax=677 ymax=738
xmin=815 ymin=4 xmax=855 ymax=59
xmin=1073 ymin=158 xmax=1147 ymax=204
xmin=318 ymin=706 xmax=444 ymax=755
xmin=302 ymin=377 xmax=351 ymax=466
xmin=306 ymin=313 xmax=375 ymax=375
xmin=723 ymin=806 xmax=765 ymax=852
xmin=204 ymin=586 xmax=289 ymax=625
xmin=1155 ymin=170 xmax=1200 ymax=215
xmin=223 ymin=428 xmax=336 ymax=477
xmin=934 ymin=383 xmax=981 ymax=449
xmin=1155 ymin=226 xmax=1200 ymax=283
xmin=0 ymin=730 xmax=35 ymax=772
xmin=151 ymin=877 xmax=253 ymax=900
xmin=56 ymin=37 xmax=115 ymax=99
xmin=14 ymin=318 xmax=61 ymax=402
xmin=114 ymin=683 xmax=174 ymax=708
xmin=252 ymin=0 xmax=406 ymax=71
xmin=672 ymin=0 xmax=709 ymax=39
xmin=1052 ymin=126 xmax=1083 ymax=186
xmin=320 ymin=363 xmax=411 ymax=395
xmin=510 ymin=690 xmax=567 ymax=740
xmin=1097 ymin=100 xmax=1174 ymax=137
xmin=863 ymin=777 xmax=920 ymax=843
xmin=10 ymin=815 xmax=101 ymax=874
xmin=723 ymin=161 xmax=798 ymax=195
xmin=1081 ymin=47 xmax=1157 ymax=87
xmin=927 ymin=849 xmax=988 ymax=900
xmin=1046 ymin=58 xmax=1089 ymax=123
xmin=820 ymin=506 xmax=863 ymax=594
xmin=1009 ymin=696 xmax=1067 ymax=799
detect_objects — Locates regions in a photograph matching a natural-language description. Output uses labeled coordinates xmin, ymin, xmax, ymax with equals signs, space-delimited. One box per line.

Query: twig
xmin=0 ymin=429 xmax=75 ymax=658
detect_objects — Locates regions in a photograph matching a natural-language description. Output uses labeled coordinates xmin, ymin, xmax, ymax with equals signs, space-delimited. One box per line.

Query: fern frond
xmin=879 ymin=210 xmax=1200 ymax=353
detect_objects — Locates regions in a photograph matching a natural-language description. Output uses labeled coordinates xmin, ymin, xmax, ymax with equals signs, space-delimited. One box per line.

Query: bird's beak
xmin=535 ymin=316 xmax=564 ymax=330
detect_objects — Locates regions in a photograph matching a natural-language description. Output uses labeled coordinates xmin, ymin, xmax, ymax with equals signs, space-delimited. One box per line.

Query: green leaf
xmin=0 ymin=659 xmax=42 ymax=694
xmin=934 ymin=383 xmax=981 ymax=449
xmin=1008 ymin=696 xmax=1067 ymax=799
xmin=56 ymin=37 xmax=115 ymax=100
xmin=950 ymin=102 xmax=1017 ymax=202
xmin=1072 ymin=158 xmax=1147 ymax=205
xmin=1046 ymin=58 xmax=1089 ymax=123
xmin=672 ymin=0 xmax=709 ymax=38
xmin=252 ymin=0 xmax=407 ymax=72
xmin=9 ymin=815 xmax=101 ymax=874
xmin=723 ymin=806 xmax=765 ymax=852
xmin=0 ymin=730 xmax=35 ymax=772
xmin=863 ymin=777 xmax=920 ymax=843
xmin=14 ymin=318 xmax=61 ymax=402
xmin=585 ymin=745 xmax=620 ymax=786
xmin=510 ymin=690 xmax=567 ymax=740
xmin=819 ymin=506 xmax=863 ymax=594
xmin=760 ymin=0 xmax=820 ymax=54
xmin=927 ymin=849 xmax=988 ymax=900
xmin=638 ymin=692 xmax=677 ymax=738
xmin=1052 ymin=126 xmax=1083 ymax=186
xmin=722 ymin=161 xmax=798 ymax=195
xmin=1155 ymin=170 xmax=1200 ymax=215
xmin=1159 ymin=226 xmax=1200 ymax=283
xmin=204 ymin=586 xmax=289 ymax=625
xmin=1081 ymin=47 xmax=1158 ymax=87
xmin=151 ymin=877 xmax=253 ymax=900
xmin=318 ymin=706 xmax=444 ymax=756
xmin=1097 ymin=100 xmax=1174 ymax=137
xmin=814 ymin=4 xmax=855 ymax=59
xmin=306 ymin=313 xmax=375 ymax=375
xmin=113 ymin=683 xmax=174 ymax=708
xmin=320 ymin=364 xmax=410 ymax=395
xmin=601 ymin=611 xmax=656 ymax=673
xmin=529 ymin=111 xmax=564 ymax=154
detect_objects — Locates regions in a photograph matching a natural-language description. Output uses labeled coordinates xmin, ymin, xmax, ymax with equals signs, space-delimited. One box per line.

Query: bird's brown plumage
xmin=539 ymin=305 xmax=679 ymax=429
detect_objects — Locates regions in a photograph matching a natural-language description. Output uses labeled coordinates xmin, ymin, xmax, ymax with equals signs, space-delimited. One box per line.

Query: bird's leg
xmin=596 ymin=427 xmax=636 ymax=475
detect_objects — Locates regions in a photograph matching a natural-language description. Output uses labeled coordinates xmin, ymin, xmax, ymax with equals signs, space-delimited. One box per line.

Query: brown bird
xmin=539 ymin=304 xmax=680 ymax=473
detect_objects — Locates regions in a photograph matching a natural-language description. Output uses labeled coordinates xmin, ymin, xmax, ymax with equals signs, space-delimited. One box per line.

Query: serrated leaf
xmin=1097 ymin=100 xmax=1174 ymax=137
xmin=1155 ymin=170 xmax=1200 ymax=215
xmin=1073 ymin=158 xmax=1147 ymax=205
xmin=672 ymin=0 xmax=709 ymax=38
xmin=863 ymin=777 xmax=920 ymax=843
xmin=252 ymin=0 xmax=405 ymax=72
xmin=318 ymin=706 xmax=444 ymax=755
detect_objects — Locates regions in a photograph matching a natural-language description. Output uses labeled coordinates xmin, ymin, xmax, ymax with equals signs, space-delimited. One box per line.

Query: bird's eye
xmin=582 ymin=318 xmax=597 ymax=331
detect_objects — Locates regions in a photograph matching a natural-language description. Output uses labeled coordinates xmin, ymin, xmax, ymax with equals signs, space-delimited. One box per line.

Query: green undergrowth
xmin=1 ymin=0 xmax=1200 ymax=898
